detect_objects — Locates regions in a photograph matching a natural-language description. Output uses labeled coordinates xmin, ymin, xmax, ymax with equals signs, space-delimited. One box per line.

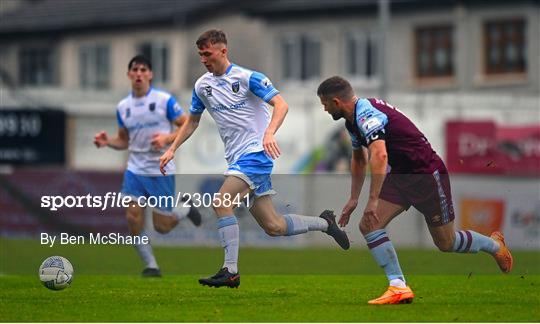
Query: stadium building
xmin=0 ymin=0 xmax=538 ymax=247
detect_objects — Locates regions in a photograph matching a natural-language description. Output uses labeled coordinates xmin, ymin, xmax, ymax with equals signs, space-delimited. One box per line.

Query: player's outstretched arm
xmin=340 ymin=147 xmax=368 ymax=227
xmin=93 ymin=128 xmax=128 ymax=150
xmin=159 ymin=114 xmax=201 ymax=175
xmin=263 ymin=94 xmax=289 ymax=159
xmin=363 ymin=140 xmax=388 ymax=222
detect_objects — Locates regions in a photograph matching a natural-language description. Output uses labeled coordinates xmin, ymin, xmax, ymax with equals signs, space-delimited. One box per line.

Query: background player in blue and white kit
xmin=94 ymin=55 xmax=201 ymax=277
xmin=317 ymin=76 xmax=513 ymax=304
xmin=159 ymin=30 xmax=349 ymax=288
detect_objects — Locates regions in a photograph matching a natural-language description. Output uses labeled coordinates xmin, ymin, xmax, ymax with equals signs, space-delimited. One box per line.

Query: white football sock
xmin=134 ymin=229 xmax=158 ymax=269
xmin=389 ymin=278 xmax=407 ymax=288
xmin=218 ymin=215 xmax=239 ymax=274
xmin=283 ymin=214 xmax=328 ymax=235
xmin=173 ymin=205 xmax=190 ymax=220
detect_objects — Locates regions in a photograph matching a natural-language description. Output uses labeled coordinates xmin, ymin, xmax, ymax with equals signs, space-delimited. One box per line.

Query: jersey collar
xmin=225 ymin=63 xmax=234 ymax=75
xmin=131 ymin=86 xmax=153 ymax=98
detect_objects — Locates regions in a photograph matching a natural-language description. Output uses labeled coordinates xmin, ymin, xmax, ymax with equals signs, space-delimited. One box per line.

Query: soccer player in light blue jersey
xmin=160 ymin=30 xmax=350 ymax=288
xmin=94 ymin=55 xmax=201 ymax=277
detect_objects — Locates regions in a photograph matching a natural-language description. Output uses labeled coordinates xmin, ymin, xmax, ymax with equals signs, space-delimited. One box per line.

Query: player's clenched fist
xmin=151 ymin=133 xmax=168 ymax=150
xmin=94 ymin=131 xmax=109 ymax=148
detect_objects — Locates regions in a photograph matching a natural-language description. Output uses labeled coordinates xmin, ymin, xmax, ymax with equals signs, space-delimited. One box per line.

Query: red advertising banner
xmin=446 ymin=121 xmax=540 ymax=175
xmin=497 ymin=125 xmax=540 ymax=175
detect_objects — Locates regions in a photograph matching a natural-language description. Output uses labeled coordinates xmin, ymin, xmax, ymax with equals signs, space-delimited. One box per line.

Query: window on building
xmin=79 ymin=44 xmax=110 ymax=89
xmin=415 ymin=26 xmax=453 ymax=78
xmin=282 ymin=38 xmax=300 ymax=80
xmin=345 ymin=31 xmax=378 ymax=79
xmin=137 ymin=42 xmax=169 ymax=83
xmin=19 ymin=47 xmax=56 ymax=86
xmin=484 ymin=19 xmax=526 ymax=74
xmin=281 ymin=35 xmax=321 ymax=81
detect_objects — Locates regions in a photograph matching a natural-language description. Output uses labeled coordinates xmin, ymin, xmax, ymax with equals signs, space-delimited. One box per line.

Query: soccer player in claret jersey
xmin=317 ymin=76 xmax=513 ymax=304
xmin=94 ymin=55 xmax=201 ymax=277
xmin=160 ymin=30 xmax=349 ymax=288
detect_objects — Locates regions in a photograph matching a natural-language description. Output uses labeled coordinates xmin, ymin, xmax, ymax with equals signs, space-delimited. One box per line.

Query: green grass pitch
xmin=0 ymin=239 xmax=539 ymax=322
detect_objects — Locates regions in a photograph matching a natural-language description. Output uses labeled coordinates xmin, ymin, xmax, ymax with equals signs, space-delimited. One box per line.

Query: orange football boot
xmin=368 ymin=285 xmax=414 ymax=305
xmin=490 ymin=231 xmax=513 ymax=273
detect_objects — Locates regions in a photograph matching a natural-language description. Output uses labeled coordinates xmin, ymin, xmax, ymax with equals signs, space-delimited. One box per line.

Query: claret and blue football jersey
xmin=345 ymin=98 xmax=437 ymax=173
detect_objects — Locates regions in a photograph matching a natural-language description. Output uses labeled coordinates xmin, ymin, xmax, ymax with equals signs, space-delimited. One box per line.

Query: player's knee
xmin=359 ymin=218 xmax=374 ymax=235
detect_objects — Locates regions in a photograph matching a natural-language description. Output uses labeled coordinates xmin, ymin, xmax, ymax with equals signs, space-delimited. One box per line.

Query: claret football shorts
xmin=379 ymin=161 xmax=455 ymax=226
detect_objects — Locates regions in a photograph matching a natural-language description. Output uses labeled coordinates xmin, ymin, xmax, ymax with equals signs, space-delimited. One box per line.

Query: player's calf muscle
xmin=261 ymin=220 xmax=285 ymax=236
xmin=434 ymin=240 xmax=454 ymax=252
xmin=153 ymin=222 xmax=172 ymax=234
xmin=153 ymin=214 xmax=178 ymax=234
xmin=432 ymin=232 xmax=455 ymax=252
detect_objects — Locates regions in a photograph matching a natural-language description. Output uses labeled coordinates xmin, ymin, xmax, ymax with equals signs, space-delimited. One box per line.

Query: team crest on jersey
xmin=149 ymin=103 xmax=156 ymax=112
xmin=232 ymin=81 xmax=240 ymax=93
xmin=204 ymin=86 xmax=213 ymax=97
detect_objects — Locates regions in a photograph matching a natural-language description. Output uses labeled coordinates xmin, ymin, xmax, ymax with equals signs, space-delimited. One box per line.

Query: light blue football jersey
xmin=189 ymin=64 xmax=279 ymax=165
xmin=116 ymin=87 xmax=183 ymax=175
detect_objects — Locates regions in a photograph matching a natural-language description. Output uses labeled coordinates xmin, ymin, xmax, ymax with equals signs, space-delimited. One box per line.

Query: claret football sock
xmin=452 ymin=230 xmax=500 ymax=254
xmin=364 ymin=229 xmax=405 ymax=284
xmin=283 ymin=214 xmax=328 ymax=236
xmin=134 ymin=229 xmax=158 ymax=269
xmin=217 ymin=215 xmax=239 ymax=274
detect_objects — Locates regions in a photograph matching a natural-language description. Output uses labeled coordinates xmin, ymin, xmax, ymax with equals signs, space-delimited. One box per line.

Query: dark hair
xmin=128 ymin=55 xmax=152 ymax=71
xmin=317 ymin=76 xmax=354 ymax=100
xmin=196 ymin=29 xmax=227 ymax=48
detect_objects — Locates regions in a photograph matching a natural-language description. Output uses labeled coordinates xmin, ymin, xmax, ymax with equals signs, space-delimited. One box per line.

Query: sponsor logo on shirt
xmin=362 ymin=117 xmax=383 ymax=134
xmin=126 ymin=121 xmax=160 ymax=132
xmin=261 ymin=77 xmax=272 ymax=88
xmin=210 ymin=100 xmax=247 ymax=112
